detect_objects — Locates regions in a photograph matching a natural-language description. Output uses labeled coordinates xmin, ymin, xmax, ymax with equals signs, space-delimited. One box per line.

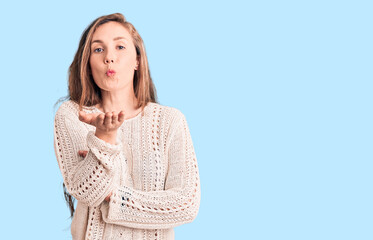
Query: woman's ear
xmin=135 ymin=58 xmax=139 ymax=70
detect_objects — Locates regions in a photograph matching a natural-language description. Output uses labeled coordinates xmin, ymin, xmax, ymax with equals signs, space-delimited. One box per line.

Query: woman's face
xmin=89 ymin=21 xmax=138 ymax=92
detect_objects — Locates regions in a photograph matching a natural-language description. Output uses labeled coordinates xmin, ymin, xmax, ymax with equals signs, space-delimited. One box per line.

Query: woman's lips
xmin=106 ymin=69 xmax=116 ymax=77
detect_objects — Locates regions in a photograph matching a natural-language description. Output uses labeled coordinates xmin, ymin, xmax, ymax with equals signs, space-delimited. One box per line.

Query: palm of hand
xmin=78 ymin=110 xmax=125 ymax=133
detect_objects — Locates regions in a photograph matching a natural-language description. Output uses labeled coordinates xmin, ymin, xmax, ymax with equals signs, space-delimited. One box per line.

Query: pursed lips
xmin=106 ymin=69 xmax=116 ymax=77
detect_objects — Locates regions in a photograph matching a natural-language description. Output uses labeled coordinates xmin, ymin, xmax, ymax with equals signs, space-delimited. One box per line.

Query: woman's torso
xmin=62 ymin=100 xmax=179 ymax=240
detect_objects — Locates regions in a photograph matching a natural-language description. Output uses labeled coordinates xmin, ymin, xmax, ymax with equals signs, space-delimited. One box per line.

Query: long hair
xmin=61 ymin=13 xmax=158 ymax=218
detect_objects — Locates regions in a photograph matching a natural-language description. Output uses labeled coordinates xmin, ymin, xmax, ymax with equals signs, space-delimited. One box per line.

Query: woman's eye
xmin=94 ymin=48 xmax=103 ymax=53
xmin=118 ymin=46 xmax=125 ymax=50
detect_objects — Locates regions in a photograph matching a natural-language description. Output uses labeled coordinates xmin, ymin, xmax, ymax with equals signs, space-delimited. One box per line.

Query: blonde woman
xmin=53 ymin=13 xmax=201 ymax=240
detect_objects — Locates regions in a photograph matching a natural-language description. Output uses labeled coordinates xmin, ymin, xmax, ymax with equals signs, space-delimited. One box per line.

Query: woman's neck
xmin=97 ymin=88 xmax=140 ymax=117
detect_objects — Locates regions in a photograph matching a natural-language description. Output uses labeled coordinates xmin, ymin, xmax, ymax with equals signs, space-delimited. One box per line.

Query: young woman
xmin=53 ymin=13 xmax=201 ymax=240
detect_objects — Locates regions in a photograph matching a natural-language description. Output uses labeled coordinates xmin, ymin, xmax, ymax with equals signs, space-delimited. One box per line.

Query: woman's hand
xmin=79 ymin=110 xmax=125 ymax=144
xmin=78 ymin=150 xmax=112 ymax=202
xmin=104 ymin=192 xmax=112 ymax=202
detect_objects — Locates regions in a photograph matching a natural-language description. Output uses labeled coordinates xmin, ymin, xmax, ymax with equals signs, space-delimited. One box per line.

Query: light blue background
xmin=1 ymin=0 xmax=372 ymax=239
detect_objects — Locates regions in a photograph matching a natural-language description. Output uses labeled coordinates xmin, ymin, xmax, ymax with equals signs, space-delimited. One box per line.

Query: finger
xmin=78 ymin=150 xmax=88 ymax=157
xmin=80 ymin=151 xmax=88 ymax=157
xmin=118 ymin=111 xmax=125 ymax=122
xmin=104 ymin=112 xmax=113 ymax=126
xmin=111 ymin=111 xmax=118 ymax=124
xmin=105 ymin=191 xmax=112 ymax=202
xmin=96 ymin=113 xmax=105 ymax=126
xmin=82 ymin=150 xmax=88 ymax=157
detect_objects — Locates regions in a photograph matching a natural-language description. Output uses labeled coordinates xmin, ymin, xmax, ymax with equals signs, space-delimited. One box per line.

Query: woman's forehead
xmin=92 ymin=22 xmax=131 ymax=43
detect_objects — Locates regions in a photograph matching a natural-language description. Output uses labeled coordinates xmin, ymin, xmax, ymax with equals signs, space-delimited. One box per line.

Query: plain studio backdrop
xmin=0 ymin=0 xmax=372 ymax=239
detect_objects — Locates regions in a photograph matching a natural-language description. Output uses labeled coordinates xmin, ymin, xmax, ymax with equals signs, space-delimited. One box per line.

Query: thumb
xmin=79 ymin=111 xmax=100 ymax=126
xmin=79 ymin=111 xmax=94 ymax=124
xmin=79 ymin=111 xmax=87 ymax=122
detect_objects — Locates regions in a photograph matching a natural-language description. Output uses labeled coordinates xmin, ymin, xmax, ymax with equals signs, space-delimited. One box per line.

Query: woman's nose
xmin=104 ymin=51 xmax=115 ymax=64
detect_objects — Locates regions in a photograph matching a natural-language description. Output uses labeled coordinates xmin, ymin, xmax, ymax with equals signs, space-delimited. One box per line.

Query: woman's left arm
xmin=100 ymin=112 xmax=201 ymax=229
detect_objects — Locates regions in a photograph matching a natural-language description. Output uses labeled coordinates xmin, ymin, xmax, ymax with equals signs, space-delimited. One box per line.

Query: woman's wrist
xmin=95 ymin=129 xmax=117 ymax=145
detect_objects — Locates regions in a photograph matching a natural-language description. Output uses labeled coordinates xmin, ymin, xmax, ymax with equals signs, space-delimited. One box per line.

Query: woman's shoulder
xmin=148 ymin=102 xmax=186 ymax=123
xmin=55 ymin=100 xmax=97 ymax=118
xmin=54 ymin=101 xmax=79 ymax=127
xmin=55 ymin=100 xmax=93 ymax=124
xmin=55 ymin=100 xmax=78 ymax=118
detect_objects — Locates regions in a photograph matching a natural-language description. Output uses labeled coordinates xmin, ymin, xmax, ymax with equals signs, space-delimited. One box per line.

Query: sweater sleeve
xmin=100 ymin=111 xmax=201 ymax=229
xmin=53 ymin=106 xmax=123 ymax=207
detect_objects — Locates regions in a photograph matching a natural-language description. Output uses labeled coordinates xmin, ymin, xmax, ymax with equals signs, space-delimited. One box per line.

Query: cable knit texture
xmin=53 ymin=100 xmax=201 ymax=240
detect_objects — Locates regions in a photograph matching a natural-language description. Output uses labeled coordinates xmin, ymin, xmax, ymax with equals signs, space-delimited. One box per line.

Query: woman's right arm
xmin=53 ymin=106 xmax=123 ymax=207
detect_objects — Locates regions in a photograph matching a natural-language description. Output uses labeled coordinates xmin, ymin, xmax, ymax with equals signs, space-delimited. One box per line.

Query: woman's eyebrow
xmin=91 ymin=37 xmax=127 ymax=45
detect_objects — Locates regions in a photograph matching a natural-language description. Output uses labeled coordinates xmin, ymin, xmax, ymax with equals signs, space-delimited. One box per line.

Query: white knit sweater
xmin=53 ymin=100 xmax=201 ymax=240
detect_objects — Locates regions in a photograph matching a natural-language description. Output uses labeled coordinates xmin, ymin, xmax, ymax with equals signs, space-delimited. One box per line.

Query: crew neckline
xmin=93 ymin=102 xmax=151 ymax=123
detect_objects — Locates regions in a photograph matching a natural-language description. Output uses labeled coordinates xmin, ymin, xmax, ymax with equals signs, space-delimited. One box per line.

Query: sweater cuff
xmin=87 ymin=131 xmax=123 ymax=171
